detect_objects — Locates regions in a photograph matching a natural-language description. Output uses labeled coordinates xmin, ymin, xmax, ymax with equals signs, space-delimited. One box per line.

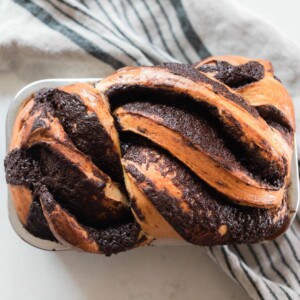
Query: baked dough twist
xmin=5 ymin=56 xmax=295 ymax=255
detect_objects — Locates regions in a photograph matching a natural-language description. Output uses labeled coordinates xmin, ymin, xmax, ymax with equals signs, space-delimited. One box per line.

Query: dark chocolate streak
xmin=4 ymin=149 xmax=55 ymax=240
xmin=39 ymin=185 xmax=141 ymax=256
xmin=123 ymin=139 xmax=287 ymax=245
xmin=33 ymin=143 xmax=129 ymax=227
xmin=197 ymin=61 xmax=264 ymax=88
xmin=4 ymin=61 xmax=292 ymax=251
xmin=197 ymin=61 xmax=293 ymax=143
xmin=87 ymin=221 xmax=142 ymax=256
xmin=111 ymin=87 xmax=284 ymax=187
xmin=196 ymin=61 xmax=293 ymax=144
xmin=39 ymin=185 xmax=56 ymax=213
xmin=4 ymin=148 xmax=42 ymax=189
xmin=35 ymin=89 xmax=123 ymax=183
xmin=256 ymin=105 xmax=293 ymax=145
xmin=217 ymin=110 xmax=285 ymax=188
xmin=5 ymin=87 xmax=142 ymax=253
xmin=120 ymin=101 xmax=247 ymax=172
xmin=130 ymin=197 xmax=146 ymax=221
xmin=4 ymin=145 xmax=123 ymax=224
xmin=160 ymin=63 xmax=259 ymax=117
xmin=26 ymin=191 xmax=57 ymax=241
xmin=5 ymin=144 xmax=138 ymax=252
xmin=53 ymin=90 xmax=123 ymax=182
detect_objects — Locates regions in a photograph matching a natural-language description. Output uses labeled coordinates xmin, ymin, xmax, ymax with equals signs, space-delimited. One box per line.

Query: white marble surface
xmin=1 ymin=1 xmax=300 ymax=299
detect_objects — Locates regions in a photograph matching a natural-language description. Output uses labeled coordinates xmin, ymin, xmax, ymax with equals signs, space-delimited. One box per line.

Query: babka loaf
xmin=5 ymin=56 xmax=295 ymax=255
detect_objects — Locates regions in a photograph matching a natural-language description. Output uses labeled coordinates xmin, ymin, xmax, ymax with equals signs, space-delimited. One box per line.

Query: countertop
xmin=1 ymin=1 xmax=299 ymax=299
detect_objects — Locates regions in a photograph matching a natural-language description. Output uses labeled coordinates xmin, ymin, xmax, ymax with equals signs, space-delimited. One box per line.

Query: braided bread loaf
xmin=5 ymin=56 xmax=295 ymax=255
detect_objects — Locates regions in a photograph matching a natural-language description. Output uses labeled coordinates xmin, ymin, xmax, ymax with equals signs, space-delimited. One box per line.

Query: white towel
xmin=0 ymin=0 xmax=299 ymax=299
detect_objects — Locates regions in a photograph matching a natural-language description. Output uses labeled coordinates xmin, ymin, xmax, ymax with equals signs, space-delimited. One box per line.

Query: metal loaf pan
xmin=6 ymin=79 xmax=300 ymax=251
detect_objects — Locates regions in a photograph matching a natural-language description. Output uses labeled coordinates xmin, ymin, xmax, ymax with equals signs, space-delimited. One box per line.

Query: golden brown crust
xmin=6 ymin=83 xmax=142 ymax=254
xmin=121 ymin=141 xmax=289 ymax=244
xmin=114 ymin=106 xmax=284 ymax=208
xmin=123 ymin=169 xmax=182 ymax=239
xmin=59 ymin=83 xmax=122 ymax=158
xmin=97 ymin=65 xmax=291 ymax=166
xmin=40 ymin=188 xmax=100 ymax=253
xmin=195 ymin=55 xmax=295 ymax=130
xmin=9 ymin=97 xmax=35 ymax=151
xmin=9 ymin=185 xmax=33 ymax=225
xmin=5 ymin=56 xmax=295 ymax=253
xmin=97 ymin=64 xmax=292 ymax=209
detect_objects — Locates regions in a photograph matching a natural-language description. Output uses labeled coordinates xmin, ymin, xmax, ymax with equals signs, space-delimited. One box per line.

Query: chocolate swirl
xmin=5 ymin=56 xmax=295 ymax=254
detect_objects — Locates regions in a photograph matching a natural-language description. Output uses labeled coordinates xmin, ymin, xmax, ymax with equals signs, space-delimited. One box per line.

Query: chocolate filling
xmin=194 ymin=62 xmax=293 ymax=145
xmin=5 ymin=87 xmax=139 ymax=250
xmin=256 ymin=105 xmax=293 ymax=145
xmin=123 ymin=137 xmax=287 ymax=245
xmin=160 ymin=62 xmax=259 ymax=117
xmin=39 ymin=184 xmax=141 ymax=255
xmin=130 ymin=197 xmax=146 ymax=221
xmin=111 ymin=87 xmax=285 ymax=187
xmin=87 ymin=220 xmax=142 ymax=256
xmin=33 ymin=89 xmax=123 ymax=183
xmin=119 ymin=101 xmax=249 ymax=173
xmin=5 ymin=63 xmax=292 ymax=250
xmin=5 ymin=143 xmax=131 ymax=241
xmin=197 ymin=61 xmax=264 ymax=88
xmin=213 ymin=108 xmax=286 ymax=188
xmin=25 ymin=192 xmax=57 ymax=241
xmin=51 ymin=90 xmax=123 ymax=183
xmin=4 ymin=148 xmax=42 ymax=189
xmin=32 ymin=143 xmax=130 ymax=227
xmin=4 ymin=148 xmax=55 ymax=241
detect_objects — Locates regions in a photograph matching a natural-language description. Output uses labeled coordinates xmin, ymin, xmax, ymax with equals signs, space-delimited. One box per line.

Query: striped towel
xmin=1 ymin=0 xmax=299 ymax=299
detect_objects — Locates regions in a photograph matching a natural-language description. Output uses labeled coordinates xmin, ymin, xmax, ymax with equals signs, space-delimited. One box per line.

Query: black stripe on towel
xmin=290 ymin=225 xmax=300 ymax=241
xmin=216 ymin=246 xmax=266 ymax=299
xmin=209 ymin=246 xmax=238 ymax=283
xmin=231 ymin=246 xmax=264 ymax=300
xmin=155 ymin=0 xmax=192 ymax=63
xmin=208 ymin=246 xmax=238 ymax=287
xmin=169 ymin=0 xmax=211 ymax=58
xmin=141 ymin=0 xmax=174 ymax=57
xmin=284 ymin=235 xmax=300 ymax=264
xmin=273 ymin=240 xmax=300 ymax=285
xmin=109 ymin=0 xmax=122 ymax=18
xmin=59 ymin=0 xmax=125 ymax=39
xmin=220 ymin=246 xmax=238 ymax=281
xmin=46 ymin=0 xmax=140 ymax=65
xmin=94 ymin=0 xmax=160 ymax=64
xmin=261 ymin=244 xmax=293 ymax=300
xmin=125 ymin=0 xmax=153 ymax=43
xmin=233 ymin=245 xmax=276 ymax=300
xmin=13 ymin=0 xmax=125 ymax=69
xmin=78 ymin=0 xmax=87 ymax=8
xmin=247 ymin=245 xmax=279 ymax=300
xmin=119 ymin=0 xmax=134 ymax=30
